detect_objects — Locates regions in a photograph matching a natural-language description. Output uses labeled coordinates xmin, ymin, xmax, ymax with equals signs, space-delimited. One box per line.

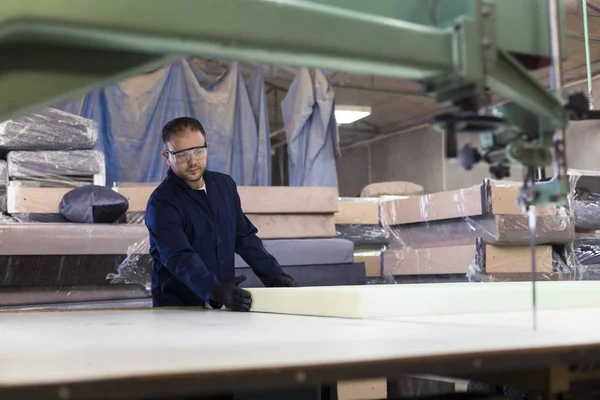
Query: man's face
xmin=162 ymin=129 xmax=208 ymax=184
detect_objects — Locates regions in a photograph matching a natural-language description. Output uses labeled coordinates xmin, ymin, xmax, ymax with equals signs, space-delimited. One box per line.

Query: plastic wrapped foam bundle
xmin=0 ymin=107 xmax=97 ymax=151
xmin=7 ymin=150 xmax=106 ymax=186
xmin=377 ymin=179 xmax=576 ymax=284
xmin=568 ymin=169 xmax=600 ymax=231
xmin=335 ymin=197 xmax=391 ymax=246
xmin=571 ymin=233 xmax=600 ymax=280
xmin=380 ymin=179 xmax=574 ymax=248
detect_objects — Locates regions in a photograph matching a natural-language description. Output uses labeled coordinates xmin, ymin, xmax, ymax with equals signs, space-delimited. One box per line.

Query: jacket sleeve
xmin=229 ymin=178 xmax=283 ymax=286
xmin=145 ymin=196 xmax=221 ymax=301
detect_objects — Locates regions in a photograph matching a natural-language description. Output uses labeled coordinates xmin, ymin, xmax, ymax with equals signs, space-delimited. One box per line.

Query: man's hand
xmin=270 ymin=273 xmax=299 ymax=287
xmin=211 ymin=276 xmax=252 ymax=311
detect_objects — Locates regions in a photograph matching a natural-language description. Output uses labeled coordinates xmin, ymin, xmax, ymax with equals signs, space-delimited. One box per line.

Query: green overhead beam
xmin=0 ymin=0 xmax=570 ymax=130
xmin=305 ymin=0 xmax=567 ymax=58
xmin=0 ymin=0 xmax=455 ymax=119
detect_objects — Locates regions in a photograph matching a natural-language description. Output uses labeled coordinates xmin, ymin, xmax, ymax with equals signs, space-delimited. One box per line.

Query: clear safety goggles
xmin=165 ymin=145 xmax=208 ymax=163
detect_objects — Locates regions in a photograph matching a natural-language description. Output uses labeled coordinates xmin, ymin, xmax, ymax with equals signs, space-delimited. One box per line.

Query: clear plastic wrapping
xmin=0 ymin=223 xmax=151 ymax=303
xmin=7 ymin=150 xmax=106 ymax=186
xmin=573 ymin=233 xmax=600 ymax=266
xmin=335 ymin=224 xmax=388 ymax=246
xmin=377 ymin=179 xmax=577 ymax=284
xmin=381 ymin=179 xmax=575 ymax=249
xmin=0 ymin=107 xmax=98 ymax=151
xmin=568 ymin=169 xmax=600 ymax=230
xmin=571 ymin=233 xmax=600 ymax=280
xmin=335 ymin=197 xmax=403 ymax=246
xmin=106 ymin=238 xmax=153 ymax=291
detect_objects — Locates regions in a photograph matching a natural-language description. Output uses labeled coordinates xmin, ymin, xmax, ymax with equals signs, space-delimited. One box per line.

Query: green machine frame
xmin=0 ymin=0 xmax=566 ymax=120
xmin=0 ymin=0 xmax=586 ymax=206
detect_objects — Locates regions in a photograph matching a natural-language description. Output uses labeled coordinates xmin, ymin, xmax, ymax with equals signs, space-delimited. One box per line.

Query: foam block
xmin=248 ymin=214 xmax=335 ymax=239
xmin=114 ymin=184 xmax=339 ymax=214
xmin=248 ymin=281 xmax=600 ymax=318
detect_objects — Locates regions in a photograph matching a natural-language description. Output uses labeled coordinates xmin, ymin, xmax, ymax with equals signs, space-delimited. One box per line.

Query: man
xmin=145 ymin=117 xmax=298 ymax=310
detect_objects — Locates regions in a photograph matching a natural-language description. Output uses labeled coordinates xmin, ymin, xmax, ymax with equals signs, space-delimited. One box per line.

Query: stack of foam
xmin=335 ymin=198 xmax=387 ymax=279
xmin=113 ymin=183 xmax=340 ymax=238
xmin=335 ymin=182 xmax=424 ymax=281
xmin=0 ymin=108 xmax=103 ymax=223
xmin=569 ymin=169 xmax=600 ymax=232
xmin=565 ymin=170 xmax=600 ymax=281
xmin=110 ymin=184 xmax=365 ymax=288
xmin=107 ymin=237 xmax=363 ymax=295
xmin=0 ymin=223 xmax=151 ymax=308
xmin=0 ymin=184 xmax=367 ymax=308
xmin=0 ymin=224 xmax=363 ymax=308
xmin=379 ymin=179 xmax=576 ymax=284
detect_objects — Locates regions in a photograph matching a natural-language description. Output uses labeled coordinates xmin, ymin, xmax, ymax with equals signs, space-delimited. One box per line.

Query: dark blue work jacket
xmin=145 ymin=168 xmax=283 ymax=307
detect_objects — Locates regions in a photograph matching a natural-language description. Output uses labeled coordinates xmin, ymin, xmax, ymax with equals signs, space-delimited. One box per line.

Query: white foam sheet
xmin=2 ymin=306 xmax=600 ymax=389
xmin=247 ymin=281 xmax=600 ymax=318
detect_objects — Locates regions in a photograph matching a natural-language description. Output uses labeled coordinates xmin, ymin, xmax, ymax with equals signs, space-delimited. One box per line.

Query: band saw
xmin=3 ymin=0 xmax=600 ymax=398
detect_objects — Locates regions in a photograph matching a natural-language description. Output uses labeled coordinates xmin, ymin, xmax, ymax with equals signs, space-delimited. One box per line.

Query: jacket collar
xmin=166 ymin=168 xmax=218 ymax=214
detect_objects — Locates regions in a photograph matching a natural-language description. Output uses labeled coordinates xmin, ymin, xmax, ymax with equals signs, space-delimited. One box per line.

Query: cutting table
xmin=2 ymin=282 xmax=600 ymax=399
xmin=2 ymin=1 xmax=600 ymax=398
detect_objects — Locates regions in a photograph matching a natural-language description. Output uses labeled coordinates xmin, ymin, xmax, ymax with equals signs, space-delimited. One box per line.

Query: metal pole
xmin=549 ymin=0 xmax=567 ymax=180
xmin=583 ymin=0 xmax=595 ymax=109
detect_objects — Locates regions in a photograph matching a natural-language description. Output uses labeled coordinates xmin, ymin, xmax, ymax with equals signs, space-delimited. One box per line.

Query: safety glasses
xmin=165 ymin=145 xmax=208 ymax=163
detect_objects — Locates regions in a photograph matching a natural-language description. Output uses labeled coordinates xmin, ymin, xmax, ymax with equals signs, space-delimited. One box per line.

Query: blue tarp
xmin=282 ymin=68 xmax=340 ymax=187
xmin=57 ymin=59 xmax=271 ymax=187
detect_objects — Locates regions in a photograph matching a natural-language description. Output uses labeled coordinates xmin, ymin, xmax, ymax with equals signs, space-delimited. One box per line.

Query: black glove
xmin=270 ymin=272 xmax=299 ymax=287
xmin=211 ymin=276 xmax=252 ymax=311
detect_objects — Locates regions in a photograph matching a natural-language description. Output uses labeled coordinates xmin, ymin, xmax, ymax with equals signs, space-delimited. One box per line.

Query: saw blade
xmin=528 ymin=205 xmax=537 ymax=331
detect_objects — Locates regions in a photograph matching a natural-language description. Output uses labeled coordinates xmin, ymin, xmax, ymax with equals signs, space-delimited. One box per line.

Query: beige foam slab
xmin=485 ymin=245 xmax=553 ymax=274
xmin=337 ymin=378 xmax=387 ymax=400
xmin=8 ymin=185 xmax=339 ymax=214
xmin=114 ymin=185 xmax=339 ymax=213
xmin=380 ymin=182 xmax=556 ymax=226
xmin=335 ymin=199 xmax=379 ymax=225
xmin=383 ymin=245 xmax=476 ymax=276
xmin=248 ymin=214 xmax=335 ymax=239
xmin=247 ymin=281 xmax=600 ymax=319
xmin=354 ymin=254 xmax=381 ymax=277
xmin=382 ymin=244 xmax=554 ymax=276
xmin=0 ymin=223 xmax=149 ymax=255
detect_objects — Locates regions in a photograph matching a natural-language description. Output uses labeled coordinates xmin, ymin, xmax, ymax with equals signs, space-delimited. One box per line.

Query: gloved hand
xmin=211 ymin=276 xmax=252 ymax=311
xmin=270 ymin=272 xmax=299 ymax=287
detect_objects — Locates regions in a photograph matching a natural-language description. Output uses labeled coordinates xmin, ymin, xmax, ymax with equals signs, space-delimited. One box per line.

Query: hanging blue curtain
xmin=247 ymin=66 xmax=272 ymax=185
xmin=56 ymin=59 xmax=271 ymax=187
xmin=281 ymin=68 xmax=340 ymax=187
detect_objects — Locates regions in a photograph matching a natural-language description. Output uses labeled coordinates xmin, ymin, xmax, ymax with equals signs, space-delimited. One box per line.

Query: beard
xmin=179 ymin=166 xmax=205 ymax=183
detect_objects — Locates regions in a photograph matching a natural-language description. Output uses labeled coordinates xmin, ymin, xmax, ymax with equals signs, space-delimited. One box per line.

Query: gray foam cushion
xmin=60 ymin=185 xmax=129 ymax=224
xmin=235 ymin=238 xmax=354 ymax=267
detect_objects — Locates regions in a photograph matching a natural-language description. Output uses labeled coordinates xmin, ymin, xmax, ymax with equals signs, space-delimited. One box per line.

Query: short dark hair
xmin=162 ymin=117 xmax=206 ymax=144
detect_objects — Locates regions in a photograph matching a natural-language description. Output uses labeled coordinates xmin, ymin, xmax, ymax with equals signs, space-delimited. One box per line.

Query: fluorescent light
xmin=335 ymin=106 xmax=371 ymax=125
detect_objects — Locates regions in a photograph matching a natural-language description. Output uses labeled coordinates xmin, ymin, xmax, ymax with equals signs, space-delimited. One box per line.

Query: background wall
xmin=336 ymin=80 xmax=600 ymax=196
